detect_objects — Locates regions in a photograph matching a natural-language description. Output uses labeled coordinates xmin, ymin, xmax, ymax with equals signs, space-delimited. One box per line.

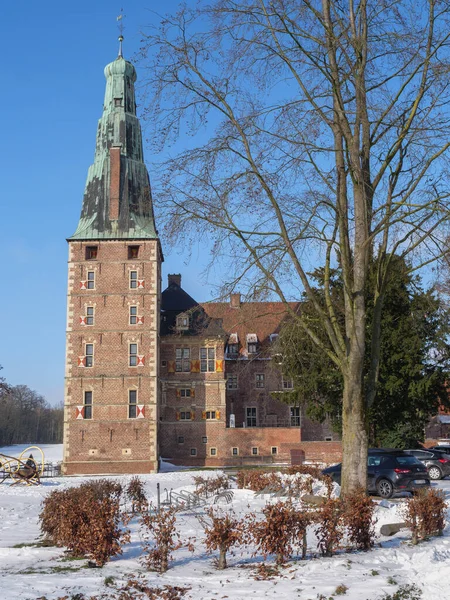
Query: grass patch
xmin=12 ymin=539 xmax=54 ymax=549
xmin=16 ymin=565 xmax=84 ymax=575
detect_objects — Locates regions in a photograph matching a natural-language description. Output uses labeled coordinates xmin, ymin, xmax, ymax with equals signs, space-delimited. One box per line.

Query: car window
xmin=396 ymin=456 xmax=422 ymax=466
xmin=368 ymin=455 xmax=390 ymax=467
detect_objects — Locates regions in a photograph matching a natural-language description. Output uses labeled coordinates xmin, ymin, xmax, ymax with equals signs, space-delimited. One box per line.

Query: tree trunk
xmin=218 ymin=547 xmax=227 ymax=570
xmin=341 ymin=368 xmax=368 ymax=496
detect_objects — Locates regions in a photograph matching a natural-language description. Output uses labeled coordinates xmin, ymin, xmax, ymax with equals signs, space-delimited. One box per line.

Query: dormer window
xmin=247 ymin=333 xmax=258 ymax=354
xmin=176 ymin=315 xmax=189 ymax=330
xmin=128 ymin=245 xmax=140 ymax=259
xmin=227 ymin=333 xmax=239 ymax=356
xmin=85 ymin=246 xmax=98 ymax=260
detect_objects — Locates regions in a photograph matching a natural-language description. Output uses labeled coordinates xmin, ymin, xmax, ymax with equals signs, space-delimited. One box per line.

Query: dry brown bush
xmin=39 ymin=479 xmax=126 ymax=566
xmin=236 ymin=470 xmax=282 ymax=492
xmin=314 ymin=497 xmax=344 ymax=557
xmin=140 ymin=505 xmax=182 ymax=573
xmin=248 ymin=501 xmax=311 ymax=564
xmin=403 ymin=488 xmax=447 ymax=544
xmin=342 ymin=487 xmax=376 ymax=550
xmin=199 ymin=507 xmax=244 ymax=569
xmin=126 ymin=476 xmax=148 ymax=514
xmin=192 ymin=473 xmax=230 ymax=497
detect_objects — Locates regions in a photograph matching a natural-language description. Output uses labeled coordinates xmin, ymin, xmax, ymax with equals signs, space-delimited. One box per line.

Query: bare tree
xmin=140 ymin=0 xmax=450 ymax=494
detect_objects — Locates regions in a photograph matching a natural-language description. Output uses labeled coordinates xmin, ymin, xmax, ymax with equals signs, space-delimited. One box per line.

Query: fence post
xmin=157 ymin=482 xmax=160 ymax=513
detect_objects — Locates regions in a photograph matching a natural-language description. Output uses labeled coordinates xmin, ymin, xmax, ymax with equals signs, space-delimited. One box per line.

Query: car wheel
xmin=428 ymin=466 xmax=442 ymax=480
xmin=376 ymin=478 xmax=394 ymax=498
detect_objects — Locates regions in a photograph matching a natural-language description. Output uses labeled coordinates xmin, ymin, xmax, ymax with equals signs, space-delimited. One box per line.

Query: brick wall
xmin=63 ymin=239 xmax=161 ymax=475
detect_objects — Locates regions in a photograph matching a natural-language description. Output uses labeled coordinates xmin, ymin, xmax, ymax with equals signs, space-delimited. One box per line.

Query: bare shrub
xmin=192 ymin=473 xmax=230 ymax=497
xmin=236 ymin=470 xmax=282 ymax=492
xmin=403 ymin=488 xmax=447 ymax=545
xmin=140 ymin=506 xmax=181 ymax=573
xmin=314 ymin=497 xmax=344 ymax=557
xmin=343 ymin=487 xmax=376 ymax=550
xmin=39 ymin=479 xmax=126 ymax=566
xmin=199 ymin=507 xmax=244 ymax=569
xmin=249 ymin=501 xmax=311 ymax=564
xmin=126 ymin=476 xmax=148 ymax=514
xmin=288 ymin=466 xmax=334 ymax=498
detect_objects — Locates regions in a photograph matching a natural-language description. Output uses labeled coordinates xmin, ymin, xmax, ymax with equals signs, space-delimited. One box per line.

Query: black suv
xmin=322 ymin=449 xmax=430 ymax=498
xmin=404 ymin=448 xmax=450 ymax=480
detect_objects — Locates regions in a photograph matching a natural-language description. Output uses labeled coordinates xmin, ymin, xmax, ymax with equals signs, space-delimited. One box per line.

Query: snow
xmin=0 ymin=444 xmax=449 ymax=599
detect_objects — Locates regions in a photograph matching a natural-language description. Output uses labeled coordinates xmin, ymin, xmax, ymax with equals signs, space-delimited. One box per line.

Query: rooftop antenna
xmin=117 ymin=8 xmax=125 ymax=57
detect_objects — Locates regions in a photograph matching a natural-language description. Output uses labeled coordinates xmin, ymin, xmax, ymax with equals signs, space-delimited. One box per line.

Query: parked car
xmin=429 ymin=445 xmax=450 ymax=453
xmin=404 ymin=448 xmax=450 ymax=480
xmin=322 ymin=449 xmax=430 ymax=498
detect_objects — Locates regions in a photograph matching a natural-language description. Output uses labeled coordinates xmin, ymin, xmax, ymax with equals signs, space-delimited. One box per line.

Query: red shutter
xmin=137 ymin=316 xmax=144 ymax=324
xmin=176 ymin=411 xmax=180 ymax=421
xmin=138 ymin=279 xmax=145 ymax=288
xmin=216 ymin=360 xmax=224 ymax=372
xmin=137 ymin=355 xmax=145 ymax=366
xmin=79 ymin=316 xmax=86 ymax=325
xmin=216 ymin=410 xmax=221 ymax=420
xmin=80 ymin=281 xmax=87 ymax=289
xmin=137 ymin=405 xmax=145 ymax=418
xmin=76 ymin=406 xmax=84 ymax=419
xmin=78 ymin=356 xmax=86 ymax=367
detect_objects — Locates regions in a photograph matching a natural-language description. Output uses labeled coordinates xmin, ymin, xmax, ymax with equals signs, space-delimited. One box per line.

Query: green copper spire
xmin=69 ymin=44 xmax=158 ymax=240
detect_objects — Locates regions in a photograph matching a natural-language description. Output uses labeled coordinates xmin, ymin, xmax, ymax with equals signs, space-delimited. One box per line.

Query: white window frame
xmin=129 ymin=343 xmax=138 ymax=367
xmin=255 ymin=373 xmax=265 ymax=388
xmin=210 ymin=447 xmax=217 ymax=456
xmin=176 ymin=348 xmax=191 ymax=372
xmin=87 ymin=271 xmax=95 ymax=290
xmin=190 ymin=448 xmax=197 ymax=456
xmin=232 ymin=447 xmax=239 ymax=456
xmin=205 ymin=410 xmax=217 ymax=420
xmin=252 ymin=447 xmax=259 ymax=455
xmin=130 ymin=305 xmax=138 ymax=325
xmin=282 ymin=376 xmax=294 ymax=390
xmin=200 ymin=347 xmax=216 ymax=372
xmin=290 ymin=406 xmax=301 ymax=427
xmin=179 ymin=410 xmax=192 ymax=421
xmin=86 ymin=306 xmax=94 ymax=326
xmin=129 ymin=270 xmax=138 ymax=289
xmin=85 ymin=343 xmax=94 ymax=367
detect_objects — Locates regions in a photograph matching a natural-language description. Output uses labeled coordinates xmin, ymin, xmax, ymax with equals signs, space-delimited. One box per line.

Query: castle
xmin=62 ymin=47 xmax=338 ymax=476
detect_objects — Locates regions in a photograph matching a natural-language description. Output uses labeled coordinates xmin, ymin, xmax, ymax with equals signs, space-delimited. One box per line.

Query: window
xmin=227 ymin=375 xmax=238 ymax=390
xmin=248 ymin=343 xmax=257 ymax=354
xmin=210 ymin=448 xmax=217 ymax=456
xmin=114 ymin=97 xmax=123 ymax=107
xmin=179 ymin=388 xmax=191 ymax=398
xmin=176 ymin=315 xmax=189 ymax=330
xmin=177 ymin=436 xmax=184 ymax=444
xmin=190 ymin=448 xmax=197 ymax=456
xmin=85 ymin=344 xmax=94 ymax=367
xmin=161 ymin=360 xmax=167 ymax=367
xmin=246 ymin=407 xmax=257 ymax=427
xmin=87 ymin=271 xmax=95 ymax=289
xmin=128 ymin=245 xmax=139 ymax=259
xmin=179 ymin=410 xmax=192 ymax=421
xmin=130 ymin=270 xmax=138 ymax=289
xmin=290 ymin=407 xmax=301 ymax=427
xmin=325 ymin=436 xmax=332 ymax=442
xmin=255 ymin=374 xmax=265 ymax=388
xmin=202 ymin=436 xmax=208 ymax=444
xmin=83 ymin=391 xmax=92 ymax=419
xmin=176 ymin=348 xmax=191 ymax=372
xmin=85 ymin=246 xmax=98 ymax=260
xmin=128 ymin=389 xmax=137 ymax=419
xmin=200 ymin=347 xmax=216 ymax=372
xmin=232 ymin=447 xmax=239 ymax=456
xmin=205 ymin=411 xmax=216 ymax=420
xmin=271 ymin=447 xmax=278 ymax=455
xmin=86 ymin=306 xmax=94 ymax=326
xmin=227 ymin=343 xmax=239 ymax=355
xmin=129 ymin=343 xmax=138 ymax=367
xmin=252 ymin=447 xmax=258 ymax=455
xmin=130 ymin=306 xmax=137 ymax=325
xmin=282 ymin=376 xmax=294 ymax=389
xmin=247 ymin=334 xmax=258 ymax=354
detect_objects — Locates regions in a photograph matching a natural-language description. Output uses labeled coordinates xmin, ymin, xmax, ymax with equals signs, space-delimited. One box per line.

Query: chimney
xmin=168 ymin=274 xmax=182 ymax=287
xmin=230 ymin=293 xmax=241 ymax=308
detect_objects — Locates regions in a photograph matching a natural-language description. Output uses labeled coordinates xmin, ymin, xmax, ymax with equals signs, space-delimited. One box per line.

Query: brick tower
xmin=63 ymin=41 xmax=162 ymax=475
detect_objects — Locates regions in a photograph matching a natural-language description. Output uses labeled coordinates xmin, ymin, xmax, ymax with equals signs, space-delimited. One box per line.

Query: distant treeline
xmin=0 ymin=376 xmax=63 ymax=446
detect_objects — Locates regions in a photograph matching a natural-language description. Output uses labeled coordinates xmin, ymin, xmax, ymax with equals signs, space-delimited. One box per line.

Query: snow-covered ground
xmin=1 ymin=444 xmax=449 ymax=600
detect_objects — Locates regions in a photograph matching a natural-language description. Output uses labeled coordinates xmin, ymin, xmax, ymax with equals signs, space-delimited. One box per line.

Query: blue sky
xmin=0 ymin=1 xmax=213 ymax=404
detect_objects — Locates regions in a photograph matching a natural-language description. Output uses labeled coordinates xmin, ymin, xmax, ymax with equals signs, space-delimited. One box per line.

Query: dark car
xmin=404 ymin=448 xmax=450 ymax=480
xmin=322 ymin=449 xmax=430 ymax=498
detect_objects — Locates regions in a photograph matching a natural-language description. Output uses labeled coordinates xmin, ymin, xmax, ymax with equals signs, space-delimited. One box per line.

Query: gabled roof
xmin=201 ymin=301 xmax=300 ymax=351
xmin=161 ymin=281 xmax=198 ymax=312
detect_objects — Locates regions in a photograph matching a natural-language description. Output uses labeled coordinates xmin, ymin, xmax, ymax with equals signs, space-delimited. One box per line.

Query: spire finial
xmin=117 ymin=9 xmax=125 ymax=58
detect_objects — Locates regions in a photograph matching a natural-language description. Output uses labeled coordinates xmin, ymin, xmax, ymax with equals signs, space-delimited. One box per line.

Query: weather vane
xmin=117 ymin=8 xmax=126 ymax=57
